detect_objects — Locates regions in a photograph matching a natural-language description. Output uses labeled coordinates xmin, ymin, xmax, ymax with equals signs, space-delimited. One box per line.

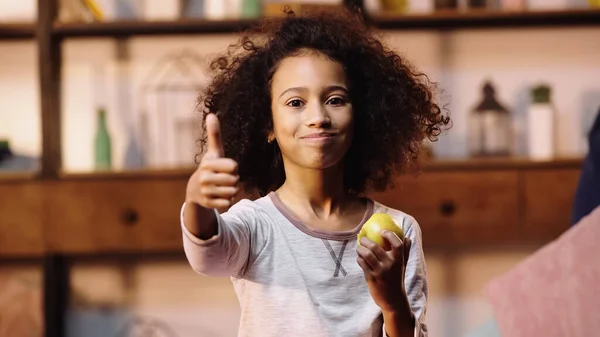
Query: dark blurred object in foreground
xmin=571 ymin=106 xmax=600 ymax=226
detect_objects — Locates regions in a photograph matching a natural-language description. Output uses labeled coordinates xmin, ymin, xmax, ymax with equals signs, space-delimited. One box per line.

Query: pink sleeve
xmin=181 ymin=202 xmax=252 ymax=278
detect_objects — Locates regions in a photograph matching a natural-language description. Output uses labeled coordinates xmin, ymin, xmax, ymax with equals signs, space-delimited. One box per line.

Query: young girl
xmin=181 ymin=7 xmax=448 ymax=337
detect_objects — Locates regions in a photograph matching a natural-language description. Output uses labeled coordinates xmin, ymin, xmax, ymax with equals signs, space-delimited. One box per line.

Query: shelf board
xmin=49 ymin=9 xmax=600 ymax=39
xmin=0 ymin=158 xmax=582 ymax=183
xmin=0 ymin=254 xmax=44 ymax=263
xmin=58 ymin=167 xmax=195 ymax=180
xmin=371 ymin=8 xmax=600 ymax=30
xmin=0 ymin=171 xmax=39 ymax=182
xmin=48 ymin=157 xmax=584 ymax=181
xmin=0 ymin=22 xmax=35 ymax=40
xmin=422 ymin=156 xmax=583 ymax=171
xmin=52 ymin=18 xmax=260 ymax=38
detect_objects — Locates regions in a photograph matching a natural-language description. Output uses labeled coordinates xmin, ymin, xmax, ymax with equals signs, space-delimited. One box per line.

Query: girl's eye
xmin=287 ymin=99 xmax=304 ymax=108
xmin=327 ymin=97 xmax=346 ymax=106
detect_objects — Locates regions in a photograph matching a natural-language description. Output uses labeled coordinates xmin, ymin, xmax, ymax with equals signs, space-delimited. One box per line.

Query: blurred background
xmin=0 ymin=0 xmax=598 ymax=336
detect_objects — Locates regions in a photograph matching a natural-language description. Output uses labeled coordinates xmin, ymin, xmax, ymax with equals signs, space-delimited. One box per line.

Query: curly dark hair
xmin=198 ymin=6 xmax=450 ymax=197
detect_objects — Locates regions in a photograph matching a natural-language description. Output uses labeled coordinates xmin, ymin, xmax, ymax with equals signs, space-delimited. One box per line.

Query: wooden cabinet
xmin=369 ymin=159 xmax=583 ymax=249
xmin=0 ymin=180 xmax=45 ymax=257
xmin=522 ymin=168 xmax=582 ymax=242
xmin=0 ymin=159 xmax=584 ymax=256
xmin=44 ymin=177 xmax=188 ymax=254
xmin=371 ymin=170 xmax=520 ymax=247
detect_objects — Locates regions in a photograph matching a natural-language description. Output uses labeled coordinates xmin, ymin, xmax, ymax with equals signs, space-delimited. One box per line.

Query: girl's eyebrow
xmin=323 ymin=85 xmax=348 ymax=94
xmin=278 ymin=87 xmax=307 ymax=99
xmin=278 ymin=85 xmax=348 ymax=99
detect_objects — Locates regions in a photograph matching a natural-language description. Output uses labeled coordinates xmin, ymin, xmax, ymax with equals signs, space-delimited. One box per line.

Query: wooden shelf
xmin=31 ymin=157 xmax=582 ymax=182
xmin=3 ymin=9 xmax=600 ymax=40
xmin=422 ymin=157 xmax=583 ymax=172
xmin=52 ymin=18 xmax=260 ymax=38
xmin=371 ymin=8 xmax=600 ymax=30
xmin=0 ymin=158 xmax=581 ymax=185
xmin=58 ymin=167 xmax=194 ymax=181
xmin=0 ymin=171 xmax=39 ymax=182
xmin=0 ymin=23 xmax=35 ymax=40
xmin=47 ymin=9 xmax=600 ymax=39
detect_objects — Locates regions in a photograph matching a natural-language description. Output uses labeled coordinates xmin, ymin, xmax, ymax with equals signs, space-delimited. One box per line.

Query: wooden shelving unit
xmin=0 ymin=0 xmax=596 ymax=336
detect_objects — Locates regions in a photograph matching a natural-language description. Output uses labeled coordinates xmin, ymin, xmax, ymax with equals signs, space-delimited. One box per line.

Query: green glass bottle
xmin=241 ymin=0 xmax=261 ymax=18
xmin=94 ymin=107 xmax=112 ymax=170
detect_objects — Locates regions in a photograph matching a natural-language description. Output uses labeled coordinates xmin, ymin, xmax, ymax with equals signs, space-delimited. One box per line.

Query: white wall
xmin=0 ymin=0 xmax=36 ymax=21
xmin=0 ymin=41 xmax=40 ymax=156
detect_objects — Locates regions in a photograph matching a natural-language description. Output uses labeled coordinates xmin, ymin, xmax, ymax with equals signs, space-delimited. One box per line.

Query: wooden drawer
xmin=45 ymin=178 xmax=187 ymax=254
xmin=0 ymin=181 xmax=44 ymax=256
xmin=370 ymin=171 xmax=520 ymax=247
xmin=522 ymin=168 xmax=581 ymax=242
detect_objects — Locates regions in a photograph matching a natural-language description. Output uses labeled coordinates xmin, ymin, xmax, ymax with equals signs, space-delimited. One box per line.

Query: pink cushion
xmin=484 ymin=206 xmax=600 ymax=337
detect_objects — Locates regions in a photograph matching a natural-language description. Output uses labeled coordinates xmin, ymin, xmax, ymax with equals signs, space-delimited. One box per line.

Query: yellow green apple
xmin=358 ymin=213 xmax=404 ymax=250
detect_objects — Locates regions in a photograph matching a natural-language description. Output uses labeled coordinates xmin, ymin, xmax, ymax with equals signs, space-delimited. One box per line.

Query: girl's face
xmin=269 ymin=50 xmax=353 ymax=171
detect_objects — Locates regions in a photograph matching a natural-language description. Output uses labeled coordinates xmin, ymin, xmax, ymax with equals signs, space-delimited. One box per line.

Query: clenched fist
xmin=186 ymin=114 xmax=239 ymax=210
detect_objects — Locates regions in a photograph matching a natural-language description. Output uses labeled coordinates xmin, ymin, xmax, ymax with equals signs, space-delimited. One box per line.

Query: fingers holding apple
xmin=356 ymin=232 xmax=409 ymax=278
xmin=356 ymin=236 xmax=388 ymax=275
xmin=356 ymin=213 xmax=410 ymax=274
xmin=381 ymin=230 xmax=412 ymax=268
xmin=356 ymin=213 xmax=413 ymax=313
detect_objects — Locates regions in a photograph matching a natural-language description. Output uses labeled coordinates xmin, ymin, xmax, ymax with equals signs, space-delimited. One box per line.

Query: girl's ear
xmin=267 ymin=131 xmax=275 ymax=143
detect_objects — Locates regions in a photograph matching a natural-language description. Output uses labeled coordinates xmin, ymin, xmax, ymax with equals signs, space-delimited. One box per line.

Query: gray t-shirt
xmin=181 ymin=192 xmax=428 ymax=337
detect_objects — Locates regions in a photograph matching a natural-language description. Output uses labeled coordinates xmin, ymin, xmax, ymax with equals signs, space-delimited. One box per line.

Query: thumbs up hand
xmin=186 ymin=114 xmax=239 ymax=210
xmin=205 ymin=112 xmax=225 ymax=159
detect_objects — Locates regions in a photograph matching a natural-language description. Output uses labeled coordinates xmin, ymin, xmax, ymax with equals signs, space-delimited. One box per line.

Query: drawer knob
xmin=121 ymin=208 xmax=139 ymax=226
xmin=439 ymin=200 xmax=456 ymax=216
